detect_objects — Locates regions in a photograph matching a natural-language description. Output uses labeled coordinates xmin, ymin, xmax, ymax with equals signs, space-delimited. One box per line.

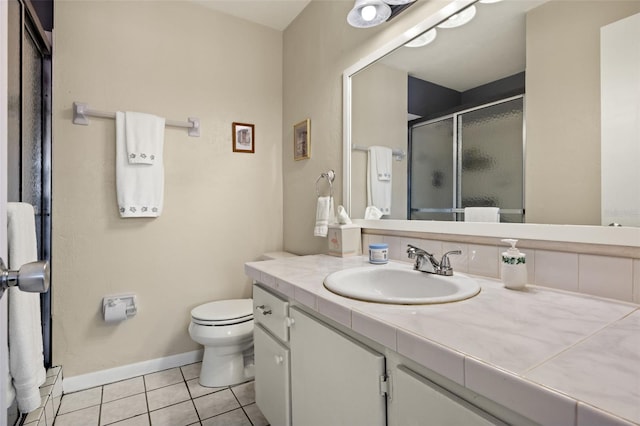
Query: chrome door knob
xmin=0 ymin=257 xmax=50 ymax=298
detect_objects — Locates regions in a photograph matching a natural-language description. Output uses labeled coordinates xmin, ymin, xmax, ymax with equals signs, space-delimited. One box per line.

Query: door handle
xmin=256 ymin=304 xmax=272 ymax=315
xmin=0 ymin=257 xmax=50 ymax=298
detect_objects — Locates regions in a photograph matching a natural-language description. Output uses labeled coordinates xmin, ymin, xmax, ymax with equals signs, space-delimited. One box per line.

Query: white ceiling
xmin=193 ymin=0 xmax=312 ymax=31
xmin=380 ymin=0 xmax=546 ymax=92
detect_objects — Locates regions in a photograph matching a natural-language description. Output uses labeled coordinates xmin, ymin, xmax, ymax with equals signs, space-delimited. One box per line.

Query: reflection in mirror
xmin=349 ymin=0 xmax=640 ymax=226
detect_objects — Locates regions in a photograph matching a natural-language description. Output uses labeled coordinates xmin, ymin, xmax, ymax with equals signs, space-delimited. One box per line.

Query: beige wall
xmin=352 ymin=62 xmax=408 ymax=220
xmin=525 ymin=1 xmax=640 ymax=225
xmin=52 ymin=1 xmax=283 ymax=377
xmin=282 ymin=0 xmax=456 ymax=255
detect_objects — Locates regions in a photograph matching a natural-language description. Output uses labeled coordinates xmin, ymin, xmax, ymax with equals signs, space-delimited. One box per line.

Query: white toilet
xmin=188 ymin=299 xmax=254 ymax=387
xmin=188 ymin=252 xmax=297 ymax=387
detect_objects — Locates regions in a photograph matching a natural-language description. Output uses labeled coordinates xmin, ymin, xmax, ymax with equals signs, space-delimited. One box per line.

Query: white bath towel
xmin=314 ymin=196 xmax=335 ymax=237
xmin=7 ymin=203 xmax=46 ymax=413
xmin=367 ymin=146 xmax=392 ymax=215
xmin=464 ymin=207 xmax=500 ymax=222
xmin=124 ymin=111 xmax=165 ymax=165
xmin=116 ymin=111 xmax=165 ymax=218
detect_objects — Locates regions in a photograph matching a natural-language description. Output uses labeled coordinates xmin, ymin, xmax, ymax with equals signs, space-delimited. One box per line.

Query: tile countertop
xmin=244 ymin=255 xmax=640 ymax=426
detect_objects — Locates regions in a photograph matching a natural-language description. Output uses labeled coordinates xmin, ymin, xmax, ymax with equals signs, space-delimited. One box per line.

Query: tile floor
xmin=54 ymin=362 xmax=269 ymax=426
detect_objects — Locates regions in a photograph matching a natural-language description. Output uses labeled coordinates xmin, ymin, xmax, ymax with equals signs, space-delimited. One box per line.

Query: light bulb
xmin=361 ymin=5 xmax=377 ymax=22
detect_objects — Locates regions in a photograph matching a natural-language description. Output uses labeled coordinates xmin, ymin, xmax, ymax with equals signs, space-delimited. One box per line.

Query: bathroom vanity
xmin=246 ymin=255 xmax=640 ymax=426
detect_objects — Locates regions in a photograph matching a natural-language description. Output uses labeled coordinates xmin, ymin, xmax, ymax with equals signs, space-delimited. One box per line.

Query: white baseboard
xmin=63 ymin=349 xmax=203 ymax=394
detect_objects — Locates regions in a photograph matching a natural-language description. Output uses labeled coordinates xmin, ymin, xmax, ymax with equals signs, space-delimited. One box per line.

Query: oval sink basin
xmin=324 ymin=263 xmax=480 ymax=305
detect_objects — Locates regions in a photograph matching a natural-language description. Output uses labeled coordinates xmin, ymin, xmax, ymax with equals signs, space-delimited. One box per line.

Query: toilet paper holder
xmin=103 ymin=293 xmax=137 ymax=322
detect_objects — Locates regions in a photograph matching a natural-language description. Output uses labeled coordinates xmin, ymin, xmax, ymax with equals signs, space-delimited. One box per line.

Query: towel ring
xmin=316 ymin=170 xmax=335 ymax=197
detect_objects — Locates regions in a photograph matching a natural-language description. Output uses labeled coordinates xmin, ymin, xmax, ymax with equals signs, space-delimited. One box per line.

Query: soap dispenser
xmin=500 ymin=239 xmax=527 ymax=290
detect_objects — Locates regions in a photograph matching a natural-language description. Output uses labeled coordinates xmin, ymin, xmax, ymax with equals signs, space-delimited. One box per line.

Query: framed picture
xmin=232 ymin=122 xmax=255 ymax=153
xmin=293 ymin=119 xmax=311 ymax=160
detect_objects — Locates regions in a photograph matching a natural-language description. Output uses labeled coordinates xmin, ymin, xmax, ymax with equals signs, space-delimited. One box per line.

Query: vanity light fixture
xmin=437 ymin=5 xmax=476 ymax=29
xmin=347 ymin=0 xmax=416 ymax=28
xmin=382 ymin=0 xmax=414 ymax=4
xmin=347 ymin=0 xmax=391 ymax=28
xmin=404 ymin=28 xmax=437 ymax=48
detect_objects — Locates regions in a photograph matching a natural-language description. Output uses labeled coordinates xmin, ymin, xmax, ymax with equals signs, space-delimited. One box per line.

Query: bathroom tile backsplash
xmin=363 ymin=233 xmax=640 ymax=304
xmin=578 ymin=255 xmax=634 ymax=302
xmin=534 ymin=250 xmax=579 ymax=293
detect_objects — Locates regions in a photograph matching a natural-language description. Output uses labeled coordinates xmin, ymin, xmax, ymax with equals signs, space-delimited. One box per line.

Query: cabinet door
xmin=289 ymin=308 xmax=386 ymax=426
xmin=391 ymin=365 xmax=505 ymax=426
xmin=254 ymin=324 xmax=291 ymax=426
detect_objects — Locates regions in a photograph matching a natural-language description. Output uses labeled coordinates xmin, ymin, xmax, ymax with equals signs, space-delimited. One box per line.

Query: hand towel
xmin=124 ymin=111 xmax=165 ymax=165
xmin=464 ymin=207 xmax=500 ymax=222
xmin=374 ymin=146 xmax=392 ymax=181
xmin=7 ymin=203 xmax=46 ymax=413
xmin=116 ymin=111 xmax=165 ymax=218
xmin=367 ymin=146 xmax=392 ymax=216
xmin=314 ymin=196 xmax=335 ymax=237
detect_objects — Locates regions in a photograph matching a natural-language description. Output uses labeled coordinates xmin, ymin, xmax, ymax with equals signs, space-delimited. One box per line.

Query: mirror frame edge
xmin=341 ymin=0 xmax=640 ymax=248
xmin=343 ymin=0 xmax=476 ymax=215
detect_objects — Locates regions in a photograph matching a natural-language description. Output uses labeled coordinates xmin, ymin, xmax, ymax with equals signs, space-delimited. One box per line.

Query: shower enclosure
xmin=409 ymin=96 xmax=525 ymax=223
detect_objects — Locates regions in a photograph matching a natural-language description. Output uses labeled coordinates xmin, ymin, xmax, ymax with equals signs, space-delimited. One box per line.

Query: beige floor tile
xmin=180 ymin=363 xmax=202 ymax=381
xmin=100 ymin=393 xmax=147 ymax=425
xmin=144 ymin=368 xmax=184 ymax=391
xmin=103 ymin=377 xmax=146 ymax=403
xmin=108 ymin=413 xmax=151 ymax=426
xmin=58 ymin=387 xmax=102 ymax=414
xmin=193 ymin=389 xmax=240 ymax=420
xmin=201 ymin=408 xmax=252 ymax=426
xmin=244 ymin=403 xmax=269 ymax=426
xmin=54 ymin=405 xmax=100 ymax=426
xmin=187 ymin=378 xmax=224 ymax=399
xmin=149 ymin=400 xmax=199 ymax=426
xmin=230 ymin=382 xmax=254 ymax=406
xmin=147 ymin=382 xmax=190 ymax=411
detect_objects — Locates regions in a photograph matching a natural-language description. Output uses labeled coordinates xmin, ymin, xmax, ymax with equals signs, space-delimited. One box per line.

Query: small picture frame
xmin=293 ymin=119 xmax=311 ymax=160
xmin=232 ymin=122 xmax=255 ymax=153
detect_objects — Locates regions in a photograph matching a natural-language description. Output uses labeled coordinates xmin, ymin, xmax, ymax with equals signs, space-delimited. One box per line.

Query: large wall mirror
xmin=343 ymin=0 xmax=640 ymax=230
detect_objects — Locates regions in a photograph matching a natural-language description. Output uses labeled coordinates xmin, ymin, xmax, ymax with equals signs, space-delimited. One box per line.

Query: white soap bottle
xmin=500 ymin=239 xmax=527 ymax=290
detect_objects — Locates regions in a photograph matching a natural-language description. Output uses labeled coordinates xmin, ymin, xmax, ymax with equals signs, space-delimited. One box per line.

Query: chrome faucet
xmin=406 ymin=245 xmax=461 ymax=276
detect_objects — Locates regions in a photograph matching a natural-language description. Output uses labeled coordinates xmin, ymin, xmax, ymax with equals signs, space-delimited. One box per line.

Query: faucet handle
xmin=440 ymin=250 xmax=462 ymax=273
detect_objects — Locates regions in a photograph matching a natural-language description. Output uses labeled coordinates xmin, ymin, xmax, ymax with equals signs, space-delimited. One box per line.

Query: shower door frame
xmin=408 ymin=94 xmax=526 ymax=221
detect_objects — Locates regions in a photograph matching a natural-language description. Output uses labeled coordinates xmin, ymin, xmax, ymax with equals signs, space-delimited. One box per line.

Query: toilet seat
xmin=191 ymin=299 xmax=253 ymax=326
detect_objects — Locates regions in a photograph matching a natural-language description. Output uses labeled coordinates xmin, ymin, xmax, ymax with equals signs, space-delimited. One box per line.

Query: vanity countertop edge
xmin=245 ymin=254 xmax=640 ymax=426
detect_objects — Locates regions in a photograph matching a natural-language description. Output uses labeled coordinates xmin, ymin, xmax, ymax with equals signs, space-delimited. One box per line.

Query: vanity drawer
xmin=253 ymin=284 xmax=290 ymax=342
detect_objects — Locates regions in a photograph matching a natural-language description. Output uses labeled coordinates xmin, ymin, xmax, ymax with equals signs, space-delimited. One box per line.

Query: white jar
xmin=369 ymin=243 xmax=388 ymax=264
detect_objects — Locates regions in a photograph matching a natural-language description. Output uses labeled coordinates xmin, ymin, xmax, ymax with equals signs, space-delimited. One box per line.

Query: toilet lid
xmin=191 ymin=299 xmax=253 ymax=324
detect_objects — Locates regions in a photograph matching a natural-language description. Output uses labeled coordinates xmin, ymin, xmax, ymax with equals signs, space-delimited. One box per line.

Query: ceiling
xmin=193 ymin=0 xmax=312 ymax=31
xmin=380 ymin=0 xmax=546 ymax=92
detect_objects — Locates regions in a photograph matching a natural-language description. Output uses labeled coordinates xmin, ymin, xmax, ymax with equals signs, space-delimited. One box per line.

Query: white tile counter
xmin=245 ymin=255 xmax=640 ymax=426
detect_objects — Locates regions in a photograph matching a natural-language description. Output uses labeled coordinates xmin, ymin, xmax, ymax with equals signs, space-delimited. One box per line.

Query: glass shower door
xmin=409 ymin=117 xmax=455 ymax=221
xmin=459 ymin=98 xmax=524 ymax=222
xmin=409 ymin=96 xmax=524 ymax=222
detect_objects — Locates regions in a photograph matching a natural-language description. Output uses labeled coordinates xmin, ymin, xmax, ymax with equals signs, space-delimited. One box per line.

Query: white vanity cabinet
xmin=389 ymin=365 xmax=505 ymax=426
xmin=253 ymin=283 xmax=505 ymax=426
xmin=289 ymin=307 xmax=386 ymax=426
xmin=253 ymin=285 xmax=291 ymax=426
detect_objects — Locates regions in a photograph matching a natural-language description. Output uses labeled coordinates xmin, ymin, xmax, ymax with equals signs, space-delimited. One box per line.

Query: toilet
xmin=189 ymin=251 xmax=297 ymax=387
xmin=188 ymin=299 xmax=254 ymax=387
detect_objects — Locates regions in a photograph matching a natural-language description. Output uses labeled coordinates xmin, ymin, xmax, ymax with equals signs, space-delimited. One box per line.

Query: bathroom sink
xmin=323 ymin=263 xmax=480 ymax=305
